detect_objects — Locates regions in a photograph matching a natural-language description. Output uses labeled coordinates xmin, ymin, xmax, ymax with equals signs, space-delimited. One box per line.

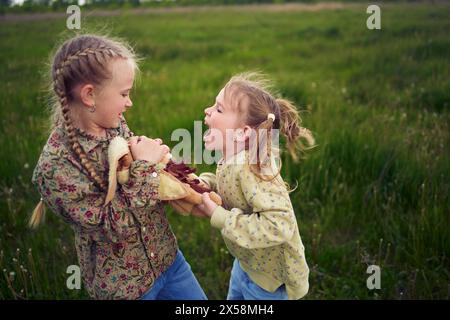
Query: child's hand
xmin=129 ymin=136 xmax=169 ymax=165
xmin=194 ymin=192 xmax=219 ymax=218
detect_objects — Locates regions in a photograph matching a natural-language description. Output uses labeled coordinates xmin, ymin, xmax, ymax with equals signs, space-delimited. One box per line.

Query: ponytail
xmin=248 ymin=114 xmax=282 ymax=182
xmin=276 ymin=98 xmax=315 ymax=162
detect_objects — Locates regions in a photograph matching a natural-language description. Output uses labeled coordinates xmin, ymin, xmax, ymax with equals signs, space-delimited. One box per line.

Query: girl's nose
xmin=126 ymin=98 xmax=133 ymax=108
xmin=204 ymin=106 xmax=212 ymax=116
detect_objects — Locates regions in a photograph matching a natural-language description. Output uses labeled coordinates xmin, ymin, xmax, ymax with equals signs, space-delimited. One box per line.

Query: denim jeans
xmin=140 ymin=250 xmax=207 ymax=300
xmin=227 ymin=259 xmax=288 ymax=300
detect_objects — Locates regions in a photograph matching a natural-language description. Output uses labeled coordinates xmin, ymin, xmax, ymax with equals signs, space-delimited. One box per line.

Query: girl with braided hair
xmin=30 ymin=34 xmax=207 ymax=300
xmin=195 ymin=72 xmax=315 ymax=300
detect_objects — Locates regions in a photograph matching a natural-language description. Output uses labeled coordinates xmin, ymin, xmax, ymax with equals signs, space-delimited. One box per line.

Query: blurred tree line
xmin=1 ymin=0 xmax=324 ymax=14
xmin=1 ymin=0 xmax=418 ymax=14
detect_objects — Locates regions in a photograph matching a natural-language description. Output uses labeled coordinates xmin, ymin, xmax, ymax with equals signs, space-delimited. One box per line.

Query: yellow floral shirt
xmin=32 ymin=117 xmax=178 ymax=299
xmin=200 ymin=150 xmax=309 ymax=300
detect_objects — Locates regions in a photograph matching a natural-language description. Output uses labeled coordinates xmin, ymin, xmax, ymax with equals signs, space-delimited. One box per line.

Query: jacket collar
xmin=57 ymin=117 xmax=126 ymax=154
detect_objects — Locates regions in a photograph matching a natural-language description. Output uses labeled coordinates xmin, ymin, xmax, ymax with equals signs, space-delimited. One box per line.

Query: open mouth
xmin=203 ymin=118 xmax=219 ymax=147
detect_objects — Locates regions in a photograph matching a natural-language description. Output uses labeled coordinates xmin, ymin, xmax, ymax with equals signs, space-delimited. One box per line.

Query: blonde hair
xmin=30 ymin=34 xmax=138 ymax=229
xmin=223 ymin=72 xmax=315 ymax=181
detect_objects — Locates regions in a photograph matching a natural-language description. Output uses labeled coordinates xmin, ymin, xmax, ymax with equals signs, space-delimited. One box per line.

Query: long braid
xmin=60 ymin=95 xmax=107 ymax=191
xmin=53 ymin=47 xmax=119 ymax=191
xmin=30 ymin=35 xmax=138 ymax=228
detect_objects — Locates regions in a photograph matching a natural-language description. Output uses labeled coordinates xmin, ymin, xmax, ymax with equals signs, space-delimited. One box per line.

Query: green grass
xmin=0 ymin=3 xmax=449 ymax=299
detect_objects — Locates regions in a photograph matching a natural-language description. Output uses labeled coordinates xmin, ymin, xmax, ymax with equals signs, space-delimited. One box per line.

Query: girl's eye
xmin=122 ymin=94 xmax=128 ymax=98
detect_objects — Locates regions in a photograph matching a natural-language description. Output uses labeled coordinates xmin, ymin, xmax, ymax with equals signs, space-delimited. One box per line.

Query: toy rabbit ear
xmin=104 ymin=136 xmax=130 ymax=206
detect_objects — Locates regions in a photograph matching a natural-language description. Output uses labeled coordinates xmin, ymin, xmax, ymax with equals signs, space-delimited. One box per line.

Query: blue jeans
xmin=227 ymin=259 xmax=288 ymax=300
xmin=140 ymin=250 xmax=207 ymax=300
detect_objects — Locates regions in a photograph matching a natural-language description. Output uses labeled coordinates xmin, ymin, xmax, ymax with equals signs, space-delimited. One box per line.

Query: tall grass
xmin=0 ymin=3 xmax=448 ymax=299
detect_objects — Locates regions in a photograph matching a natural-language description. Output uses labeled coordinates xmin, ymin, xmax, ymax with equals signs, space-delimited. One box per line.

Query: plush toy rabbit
xmin=104 ymin=136 xmax=221 ymax=216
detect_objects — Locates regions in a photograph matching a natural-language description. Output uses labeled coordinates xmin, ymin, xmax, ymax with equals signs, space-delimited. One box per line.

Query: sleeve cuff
xmin=128 ymin=160 xmax=164 ymax=183
xmin=210 ymin=206 xmax=228 ymax=229
xmin=121 ymin=160 xmax=163 ymax=209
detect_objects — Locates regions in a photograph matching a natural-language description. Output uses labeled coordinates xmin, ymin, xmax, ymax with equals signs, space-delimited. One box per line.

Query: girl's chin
xmin=114 ymin=116 xmax=122 ymax=126
xmin=110 ymin=121 xmax=120 ymax=129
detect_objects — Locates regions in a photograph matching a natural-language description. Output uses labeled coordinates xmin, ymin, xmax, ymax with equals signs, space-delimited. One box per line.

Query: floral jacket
xmin=32 ymin=117 xmax=178 ymax=299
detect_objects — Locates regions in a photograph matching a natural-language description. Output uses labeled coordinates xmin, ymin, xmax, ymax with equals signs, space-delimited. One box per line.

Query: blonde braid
xmin=30 ymin=35 xmax=138 ymax=229
xmin=58 ymin=46 xmax=115 ymax=70
xmin=54 ymin=47 xmax=120 ymax=191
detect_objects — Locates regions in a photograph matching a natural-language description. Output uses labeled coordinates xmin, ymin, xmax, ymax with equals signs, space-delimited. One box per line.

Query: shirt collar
xmin=57 ymin=117 xmax=126 ymax=154
xmin=76 ymin=126 xmax=120 ymax=153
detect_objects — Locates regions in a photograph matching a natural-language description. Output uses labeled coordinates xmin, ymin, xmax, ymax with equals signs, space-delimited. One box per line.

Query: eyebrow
xmin=216 ymin=100 xmax=224 ymax=108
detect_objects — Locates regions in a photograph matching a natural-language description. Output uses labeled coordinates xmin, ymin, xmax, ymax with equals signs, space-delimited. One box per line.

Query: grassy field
xmin=0 ymin=2 xmax=449 ymax=299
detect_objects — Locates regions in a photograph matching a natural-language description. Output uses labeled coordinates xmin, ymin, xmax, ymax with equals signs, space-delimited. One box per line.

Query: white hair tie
xmin=267 ymin=113 xmax=275 ymax=121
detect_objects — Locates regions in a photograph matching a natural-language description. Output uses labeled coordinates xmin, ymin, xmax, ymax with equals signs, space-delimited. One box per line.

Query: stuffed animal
xmin=104 ymin=136 xmax=221 ymax=216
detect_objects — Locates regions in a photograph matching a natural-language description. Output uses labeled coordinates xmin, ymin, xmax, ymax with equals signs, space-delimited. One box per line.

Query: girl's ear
xmin=79 ymin=84 xmax=95 ymax=107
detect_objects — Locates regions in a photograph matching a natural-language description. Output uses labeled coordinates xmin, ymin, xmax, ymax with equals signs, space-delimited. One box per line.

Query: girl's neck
xmin=221 ymin=142 xmax=246 ymax=163
xmin=69 ymin=104 xmax=107 ymax=138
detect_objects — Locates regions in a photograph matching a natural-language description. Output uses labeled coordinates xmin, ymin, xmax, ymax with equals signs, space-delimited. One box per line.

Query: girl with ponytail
xmin=196 ymin=72 xmax=315 ymax=300
xmin=30 ymin=34 xmax=206 ymax=300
